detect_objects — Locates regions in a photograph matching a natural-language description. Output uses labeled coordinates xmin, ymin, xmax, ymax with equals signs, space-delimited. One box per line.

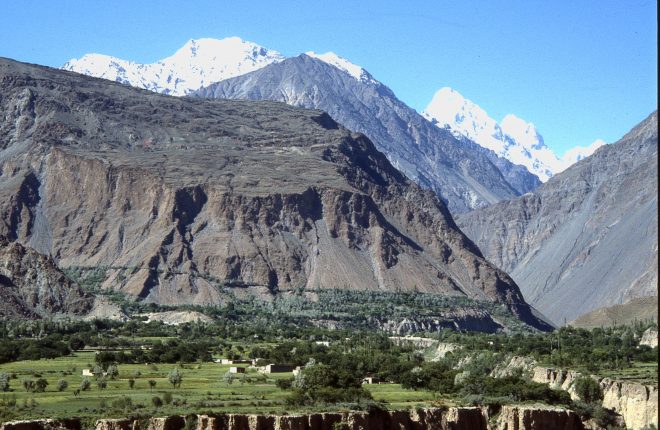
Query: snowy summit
xmin=305 ymin=51 xmax=378 ymax=85
xmin=423 ymin=87 xmax=605 ymax=180
xmin=62 ymin=37 xmax=285 ymax=96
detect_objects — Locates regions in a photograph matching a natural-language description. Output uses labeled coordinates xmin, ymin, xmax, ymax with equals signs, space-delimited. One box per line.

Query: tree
xmin=128 ymin=378 xmax=135 ymax=389
xmin=107 ymin=364 xmax=119 ymax=380
xmin=79 ymin=378 xmax=91 ymax=392
xmin=168 ymin=368 xmax=182 ymax=389
xmin=34 ymin=378 xmax=49 ymax=393
xmin=22 ymin=379 xmax=35 ymax=392
xmin=152 ymin=396 xmax=163 ymax=408
xmin=574 ymin=377 xmax=603 ymax=404
xmin=92 ymin=365 xmax=104 ymax=379
xmin=0 ymin=372 xmax=9 ymax=392
xmin=222 ymin=371 xmax=235 ymax=386
xmin=148 ymin=379 xmax=157 ymax=391
xmin=97 ymin=378 xmax=107 ymax=391
xmin=57 ymin=379 xmax=68 ymax=392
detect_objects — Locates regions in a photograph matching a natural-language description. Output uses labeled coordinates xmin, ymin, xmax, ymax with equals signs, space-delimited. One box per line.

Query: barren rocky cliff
xmin=457 ymin=111 xmax=658 ymax=324
xmin=0 ymin=58 xmax=548 ymax=328
xmin=195 ymin=55 xmax=541 ymax=214
xmin=0 ymin=236 xmax=92 ymax=318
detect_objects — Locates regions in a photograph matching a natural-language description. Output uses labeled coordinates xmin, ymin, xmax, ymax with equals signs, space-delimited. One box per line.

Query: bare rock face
xmin=195 ymin=55 xmax=541 ymax=214
xmin=600 ymin=378 xmax=658 ymax=430
xmin=0 ymin=236 xmax=92 ymax=318
xmin=495 ymin=405 xmax=583 ymax=430
xmin=640 ymin=326 xmax=658 ymax=348
xmin=457 ymin=112 xmax=658 ymax=324
xmin=0 ymin=58 xmax=548 ymax=329
xmin=4 ymin=407 xmax=601 ymax=430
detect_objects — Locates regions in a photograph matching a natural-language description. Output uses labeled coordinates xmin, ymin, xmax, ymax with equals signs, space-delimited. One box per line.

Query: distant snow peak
xmin=561 ymin=139 xmax=607 ymax=166
xmin=305 ymin=51 xmax=377 ymax=84
xmin=424 ymin=88 xmax=564 ymax=182
xmin=62 ymin=37 xmax=285 ymax=96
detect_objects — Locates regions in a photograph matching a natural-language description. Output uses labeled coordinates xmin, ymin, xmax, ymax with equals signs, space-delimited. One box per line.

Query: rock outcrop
xmin=1 ymin=407 xmax=597 ymax=430
xmin=495 ymin=405 xmax=583 ymax=430
xmin=457 ymin=111 xmax=658 ymax=324
xmin=600 ymin=378 xmax=658 ymax=430
xmin=0 ymin=58 xmax=549 ymax=329
xmin=0 ymin=236 xmax=92 ymax=318
xmin=640 ymin=326 xmax=658 ymax=348
xmin=195 ymin=54 xmax=541 ymax=214
xmin=530 ymin=364 xmax=657 ymax=430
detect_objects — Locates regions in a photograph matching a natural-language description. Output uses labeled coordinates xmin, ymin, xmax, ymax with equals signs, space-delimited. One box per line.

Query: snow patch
xmin=423 ymin=87 xmax=605 ymax=181
xmin=62 ymin=37 xmax=285 ymax=96
xmin=305 ymin=51 xmax=378 ymax=84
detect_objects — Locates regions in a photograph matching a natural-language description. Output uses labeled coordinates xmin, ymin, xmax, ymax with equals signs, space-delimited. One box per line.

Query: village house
xmin=229 ymin=366 xmax=246 ymax=374
xmin=265 ymin=364 xmax=295 ymax=373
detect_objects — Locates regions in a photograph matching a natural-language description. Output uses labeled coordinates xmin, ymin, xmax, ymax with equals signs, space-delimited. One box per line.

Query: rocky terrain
xmin=194 ymin=54 xmax=541 ymax=214
xmin=495 ymin=355 xmax=658 ymax=430
xmin=0 ymin=58 xmax=549 ymax=329
xmin=0 ymin=236 xmax=92 ymax=318
xmin=0 ymin=406 xmax=597 ymax=430
xmin=457 ymin=111 xmax=658 ymax=324
xmin=571 ymin=296 xmax=658 ymax=329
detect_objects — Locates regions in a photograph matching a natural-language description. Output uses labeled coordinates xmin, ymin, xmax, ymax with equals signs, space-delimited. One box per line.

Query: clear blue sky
xmin=1 ymin=0 xmax=656 ymax=155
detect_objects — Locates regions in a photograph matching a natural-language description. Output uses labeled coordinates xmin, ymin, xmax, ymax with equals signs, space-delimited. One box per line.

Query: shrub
xmin=168 ymin=368 xmax=183 ymax=389
xmin=152 ymin=396 xmax=163 ymax=408
xmin=573 ymin=377 xmax=603 ymax=404
xmin=80 ymin=378 xmax=91 ymax=391
xmin=0 ymin=373 xmax=9 ymax=392
xmin=57 ymin=379 xmax=68 ymax=392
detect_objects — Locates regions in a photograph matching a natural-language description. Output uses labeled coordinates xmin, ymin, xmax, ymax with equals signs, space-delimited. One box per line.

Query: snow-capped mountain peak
xmin=500 ymin=114 xmax=546 ymax=150
xmin=562 ymin=139 xmax=607 ymax=165
xmin=305 ymin=51 xmax=378 ymax=84
xmin=423 ymin=87 xmax=606 ymax=181
xmin=63 ymin=37 xmax=285 ymax=96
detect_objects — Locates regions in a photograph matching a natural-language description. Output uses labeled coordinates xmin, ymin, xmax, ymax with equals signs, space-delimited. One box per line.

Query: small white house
xmin=81 ymin=369 xmax=94 ymax=377
xmin=229 ymin=366 xmax=246 ymax=374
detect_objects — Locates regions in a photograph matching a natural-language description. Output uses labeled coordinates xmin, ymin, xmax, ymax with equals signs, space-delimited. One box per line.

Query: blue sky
xmin=1 ymin=0 xmax=656 ymax=155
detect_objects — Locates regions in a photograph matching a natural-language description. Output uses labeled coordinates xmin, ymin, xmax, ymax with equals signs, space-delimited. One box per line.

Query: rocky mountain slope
xmin=457 ymin=111 xmax=658 ymax=324
xmin=0 ymin=58 xmax=549 ymax=329
xmin=62 ymin=37 xmax=284 ymax=96
xmin=194 ymin=54 xmax=541 ymax=213
xmin=570 ymin=296 xmax=658 ymax=328
xmin=423 ymin=87 xmax=606 ymax=181
xmin=0 ymin=237 xmax=92 ymax=318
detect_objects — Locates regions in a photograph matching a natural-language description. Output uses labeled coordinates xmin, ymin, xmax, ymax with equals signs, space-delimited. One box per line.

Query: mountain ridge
xmin=194 ymin=53 xmax=541 ymax=213
xmin=456 ymin=111 xmax=658 ymax=324
xmin=422 ymin=87 xmax=606 ymax=181
xmin=0 ymin=57 xmax=551 ymax=330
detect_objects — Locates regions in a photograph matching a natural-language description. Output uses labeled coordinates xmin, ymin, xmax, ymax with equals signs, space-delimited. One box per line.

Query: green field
xmin=0 ymin=351 xmax=438 ymax=421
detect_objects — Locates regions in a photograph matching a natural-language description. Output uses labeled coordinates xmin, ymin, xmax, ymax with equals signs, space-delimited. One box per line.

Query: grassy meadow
xmin=0 ymin=350 xmax=438 ymax=421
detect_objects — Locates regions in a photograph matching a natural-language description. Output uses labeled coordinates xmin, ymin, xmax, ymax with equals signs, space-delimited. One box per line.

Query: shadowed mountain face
xmin=0 ymin=58 xmax=550 ymax=329
xmin=0 ymin=236 xmax=92 ymax=318
xmin=194 ymin=55 xmax=541 ymax=214
xmin=457 ymin=112 xmax=658 ymax=324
